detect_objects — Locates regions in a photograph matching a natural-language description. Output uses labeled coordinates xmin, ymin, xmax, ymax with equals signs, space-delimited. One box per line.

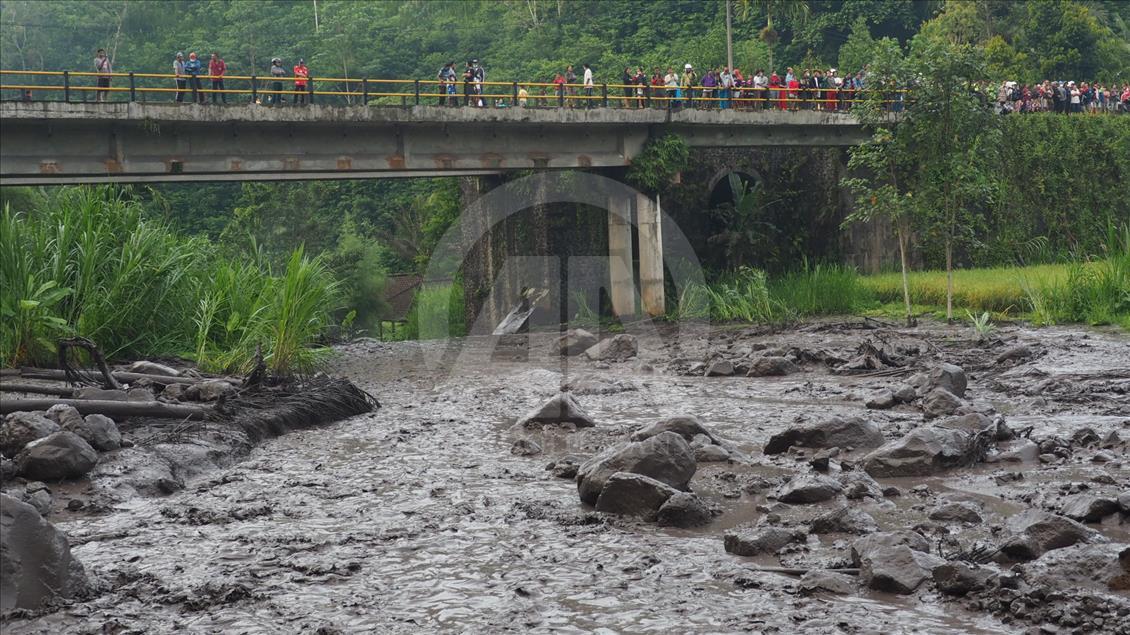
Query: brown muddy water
xmin=4 ymin=320 xmax=1128 ymax=634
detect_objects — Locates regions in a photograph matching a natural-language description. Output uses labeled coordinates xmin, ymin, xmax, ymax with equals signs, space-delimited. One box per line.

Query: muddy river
xmin=5 ymin=320 xmax=1128 ymax=634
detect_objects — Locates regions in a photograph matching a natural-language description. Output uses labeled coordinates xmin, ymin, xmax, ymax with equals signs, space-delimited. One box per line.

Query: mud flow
xmin=4 ymin=320 xmax=1128 ymax=634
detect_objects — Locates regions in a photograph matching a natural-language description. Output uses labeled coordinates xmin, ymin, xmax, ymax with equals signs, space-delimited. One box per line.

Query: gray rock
xmin=584 ymin=334 xmax=638 ymax=361
xmin=746 ymin=356 xmax=798 ymax=377
xmin=1060 ymin=494 xmax=1120 ymax=523
xmin=724 ymin=527 xmax=803 ymax=556
xmin=987 ymin=439 xmax=1039 ymax=463
xmin=126 ymin=360 xmax=180 ymax=376
xmin=560 ymin=376 xmax=639 ymax=395
xmin=1000 ymin=509 xmax=1105 ymax=561
xmin=16 ymin=432 xmax=98 ymax=481
xmin=0 ymin=493 xmax=88 ymax=612
xmin=694 ymin=444 xmax=731 ymax=463
xmin=839 ymin=471 xmax=884 ymax=500
xmin=69 ymin=414 xmax=122 ymax=452
xmin=631 ymin=415 xmax=719 ymax=444
xmin=1015 ymin=542 xmax=1129 ymax=593
xmin=510 ymin=439 xmax=542 ymax=456
xmin=705 ymin=360 xmax=734 ymax=377
xmin=73 ymin=387 xmax=128 ymax=401
xmin=594 ymin=472 xmax=678 ymax=520
xmin=893 ymin=384 xmax=918 ymax=403
xmin=161 ymin=383 xmax=186 ymax=401
xmin=656 ymin=492 xmax=715 ymax=528
xmin=862 ymin=415 xmax=994 ymax=477
xmin=809 ymin=506 xmax=878 ymax=535
xmin=557 ymin=329 xmax=598 ymax=356
xmin=21 ymin=482 xmax=52 ymax=517
xmin=1119 ymin=492 xmax=1130 ymax=514
xmin=126 ymin=387 xmax=153 ymax=402
xmin=865 ymin=390 xmax=897 ymax=410
xmin=0 ymin=457 xmax=15 ymax=481
xmin=44 ymin=404 xmax=85 ymax=429
xmin=514 ymin=392 xmax=596 ymax=429
xmin=922 ymin=388 xmax=963 ymax=419
xmin=933 ymin=562 xmax=993 ymax=596
xmin=995 ymin=344 xmax=1033 ymax=364
xmin=546 ymin=455 xmax=584 ymax=479
xmin=798 ymin=570 xmax=857 ymax=595
xmin=859 ymin=545 xmax=945 ymax=594
xmin=776 ymin=473 xmax=843 ymax=504
xmin=184 ymin=379 xmax=236 ymax=402
xmin=922 ymin=363 xmax=968 ymax=398
xmin=0 ymin=412 xmax=60 ymax=458
xmin=851 ymin=531 xmax=931 ymax=567
xmin=928 ymin=501 xmax=983 ymax=524
xmin=764 ymin=416 xmax=884 ymax=455
xmin=576 ymin=431 xmax=696 ymax=505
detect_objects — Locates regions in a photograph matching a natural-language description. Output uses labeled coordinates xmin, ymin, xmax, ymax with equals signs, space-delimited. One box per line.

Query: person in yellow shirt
xmin=518 ymin=85 xmax=529 ymax=107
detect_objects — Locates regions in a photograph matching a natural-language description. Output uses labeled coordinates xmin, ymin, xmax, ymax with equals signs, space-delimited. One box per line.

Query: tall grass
xmin=1 ymin=187 xmax=341 ymax=373
xmin=1020 ymin=224 xmax=1130 ymax=327
xmin=693 ymin=264 xmax=871 ymax=324
xmin=401 ymin=282 xmax=466 ymax=340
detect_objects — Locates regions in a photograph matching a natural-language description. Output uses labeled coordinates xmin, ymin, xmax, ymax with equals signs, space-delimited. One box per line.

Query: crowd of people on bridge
xmin=75 ymin=49 xmax=1130 ymax=115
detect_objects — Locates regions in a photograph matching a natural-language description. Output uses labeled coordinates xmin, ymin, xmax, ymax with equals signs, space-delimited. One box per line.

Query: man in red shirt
xmin=294 ymin=59 xmax=309 ymax=105
xmin=209 ymin=52 xmax=226 ymax=104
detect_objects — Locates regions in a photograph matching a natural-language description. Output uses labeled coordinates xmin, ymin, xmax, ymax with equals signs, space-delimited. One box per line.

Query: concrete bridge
xmin=0 ymin=101 xmax=869 ymax=185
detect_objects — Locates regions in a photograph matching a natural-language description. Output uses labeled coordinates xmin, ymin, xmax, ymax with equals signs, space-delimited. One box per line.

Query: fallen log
xmin=19 ymin=368 xmax=200 ymax=385
xmin=0 ymin=382 xmax=76 ymax=397
xmin=0 ymin=398 xmax=209 ymax=420
xmin=745 ymin=566 xmax=860 ymax=577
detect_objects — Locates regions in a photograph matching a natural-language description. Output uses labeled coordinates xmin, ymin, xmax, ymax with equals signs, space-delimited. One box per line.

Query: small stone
xmin=556 ymin=329 xmax=598 ymax=356
xmin=0 ymin=412 xmax=60 ymax=458
xmin=776 ymin=474 xmax=842 ymax=504
xmin=1059 ymin=494 xmax=1119 ymax=523
xmin=923 ymin=388 xmax=964 ymax=419
xmin=809 ymin=506 xmax=878 ymax=535
xmin=694 ymin=444 xmax=731 ymax=463
xmin=746 ymin=356 xmax=798 ymax=377
xmin=705 ymin=360 xmax=734 ymax=377
xmin=16 ymin=431 xmax=98 ymax=481
xmin=928 ymin=501 xmax=984 ymax=524
xmin=594 ymin=472 xmax=678 ymax=520
xmin=865 ymin=390 xmax=897 ymax=410
xmin=995 ymin=345 xmax=1033 ymax=364
xmin=510 ymin=439 xmax=542 ymax=456
xmin=860 ymin=545 xmax=945 ymax=594
xmin=798 ymin=570 xmax=856 ymax=595
xmin=514 ymin=392 xmax=596 ymax=429
xmin=893 ymin=385 xmax=918 ymax=403
xmin=882 ymin=486 xmax=902 ymax=497
xmin=583 ymin=334 xmax=638 ymax=361
xmin=933 ymin=562 xmax=992 ymax=596
xmin=656 ymin=492 xmax=715 ymax=528
xmin=724 ymin=527 xmax=802 ymax=556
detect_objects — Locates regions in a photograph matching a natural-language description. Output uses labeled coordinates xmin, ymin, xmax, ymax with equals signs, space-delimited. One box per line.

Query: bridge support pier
xmin=607 ymin=196 xmax=636 ymax=318
xmin=636 ymin=193 xmax=665 ymax=317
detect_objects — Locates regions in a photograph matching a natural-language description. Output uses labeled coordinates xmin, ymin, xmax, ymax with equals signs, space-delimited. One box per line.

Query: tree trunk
xmin=0 ymin=398 xmax=209 ymax=420
xmin=897 ymin=220 xmax=913 ymax=327
xmin=945 ymin=238 xmax=954 ymax=321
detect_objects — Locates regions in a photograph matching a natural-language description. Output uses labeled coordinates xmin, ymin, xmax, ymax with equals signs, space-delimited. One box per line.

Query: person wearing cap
xmin=472 ymin=59 xmax=484 ymax=107
xmin=268 ymin=58 xmax=286 ymax=105
xmin=294 ymin=58 xmax=309 ymax=105
xmin=173 ymin=52 xmax=187 ymax=103
xmin=209 ymin=52 xmax=226 ymax=104
xmin=184 ymin=52 xmax=205 ymax=104
xmin=94 ymin=49 xmax=111 ymax=102
xmin=437 ymin=61 xmax=456 ymax=106
xmin=681 ymin=64 xmax=695 ymax=108
xmin=462 ymin=61 xmax=475 ymax=106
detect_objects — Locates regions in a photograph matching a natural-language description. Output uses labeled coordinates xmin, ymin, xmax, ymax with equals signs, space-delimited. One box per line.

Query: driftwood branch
xmin=58 ymin=337 xmax=122 ymax=389
xmin=0 ymin=382 xmax=76 ymax=397
xmin=745 ymin=566 xmax=860 ymax=577
xmin=19 ymin=368 xmax=200 ymax=385
xmin=0 ymin=398 xmax=209 ymax=420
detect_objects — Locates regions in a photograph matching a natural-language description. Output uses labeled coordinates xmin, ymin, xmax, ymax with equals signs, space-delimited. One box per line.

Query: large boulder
xmin=862 ymin=414 xmax=993 ymax=477
xmin=776 ymin=473 xmax=842 ymax=504
xmin=1015 ymin=542 xmax=1129 ymax=593
xmin=704 ymin=359 xmax=735 ymax=377
xmin=576 ymin=432 xmax=696 ymax=505
xmin=557 ymin=329 xmax=598 ymax=356
xmin=0 ymin=412 xmax=60 ymax=458
xmin=799 ymin=570 xmax=857 ymax=595
xmin=724 ymin=527 xmax=803 ymax=556
xmin=68 ymin=414 xmax=122 ymax=452
xmin=45 ymin=404 xmax=85 ymax=429
xmin=809 ymin=506 xmax=878 ymax=535
xmin=922 ymin=388 xmax=963 ymax=419
xmin=746 ymin=356 xmax=798 ymax=377
xmin=0 ymin=493 xmax=88 ymax=612
xmin=656 ymin=492 xmax=715 ymax=528
xmin=932 ymin=562 xmax=994 ymax=596
xmin=851 ymin=531 xmax=931 ymax=567
xmin=594 ymin=472 xmax=678 ymax=520
xmin=1060 ymin=494 xmax=1120 ymax=523
xmin=927 ymin=501 xmax=984 ymax=524
xmin=513 ymin=392 xmax=596 ymax=429
xmin=764 ymin=416 xmax=884 ymax=455
xmin=1000 ymin=509 xmax=1105 ymax=561
xmin=584 ymin=334 xmax=638 ymax=361
xmin=631 ymin=415 xmax=720 ymax=445
xmin=16 ymin=432 xmax=98 ymax=481
xmin=859 ymin=545 xmax=945 ymax=594
xmin=921 ymin=363 xmax=967 ymax=398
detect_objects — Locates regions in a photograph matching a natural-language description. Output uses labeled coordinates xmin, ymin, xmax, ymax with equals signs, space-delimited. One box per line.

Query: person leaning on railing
xmin=184 ymin=52 xmax=205 ymax=104
xmin=268 ymin=58 xmax=286 ymax=105
xmin=94 ymin=49 xmax=111 ymax=102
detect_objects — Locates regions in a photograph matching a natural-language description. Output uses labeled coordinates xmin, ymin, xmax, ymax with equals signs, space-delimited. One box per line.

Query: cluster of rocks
xmin=1 ymin=405 xmax=124 ymax=489
xmin=689 ymin=346 xmax=803 ymax=378
xmin=556 ymin=329 xmax=638 ymax=362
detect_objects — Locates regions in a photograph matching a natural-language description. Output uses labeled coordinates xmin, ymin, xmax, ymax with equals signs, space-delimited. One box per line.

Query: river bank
xmin=2 ymin=318 xmax=1127 ymax=633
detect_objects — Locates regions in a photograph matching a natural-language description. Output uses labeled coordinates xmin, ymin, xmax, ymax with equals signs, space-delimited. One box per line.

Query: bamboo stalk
xmin=0 ymin=398 xmax=208 ymax=419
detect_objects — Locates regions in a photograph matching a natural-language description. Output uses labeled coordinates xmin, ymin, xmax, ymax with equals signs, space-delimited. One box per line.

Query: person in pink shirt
xmin=208 ymin=52 xmax=226 ymax=104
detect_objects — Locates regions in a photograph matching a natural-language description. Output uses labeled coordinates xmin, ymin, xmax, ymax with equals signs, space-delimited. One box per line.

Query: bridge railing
xmin=0 ymin=69 xmax=911 ymax=111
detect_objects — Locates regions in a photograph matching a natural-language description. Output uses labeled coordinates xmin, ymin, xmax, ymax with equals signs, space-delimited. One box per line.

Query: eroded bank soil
xmin=4 ymin=320 xmax=1128 ymax=634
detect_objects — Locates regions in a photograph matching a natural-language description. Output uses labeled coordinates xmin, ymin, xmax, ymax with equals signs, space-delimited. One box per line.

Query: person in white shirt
xmin=753 ymin=69 xmax=768 ymax=109
xmin=583 ymin=63 xmax=594 ymax=107
xmin=663 ymin=67 xmax=678 ymax=108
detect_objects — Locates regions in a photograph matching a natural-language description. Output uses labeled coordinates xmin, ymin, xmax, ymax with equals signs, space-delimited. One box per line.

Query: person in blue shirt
xmin=184 ymin=52 xmax=205 ymax=104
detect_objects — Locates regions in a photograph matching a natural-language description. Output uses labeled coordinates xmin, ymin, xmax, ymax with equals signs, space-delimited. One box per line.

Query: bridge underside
xmin=0 ymin=102 xmax=870 ymax=185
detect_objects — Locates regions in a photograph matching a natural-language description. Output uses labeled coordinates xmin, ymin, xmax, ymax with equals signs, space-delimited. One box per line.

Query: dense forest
xmin=1 ymin=0 xmax=1128 ymax=352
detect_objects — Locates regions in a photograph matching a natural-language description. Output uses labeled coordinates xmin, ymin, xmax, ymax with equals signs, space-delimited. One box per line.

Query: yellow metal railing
xmin=0 ymin=69 xmax=913 ymax=109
